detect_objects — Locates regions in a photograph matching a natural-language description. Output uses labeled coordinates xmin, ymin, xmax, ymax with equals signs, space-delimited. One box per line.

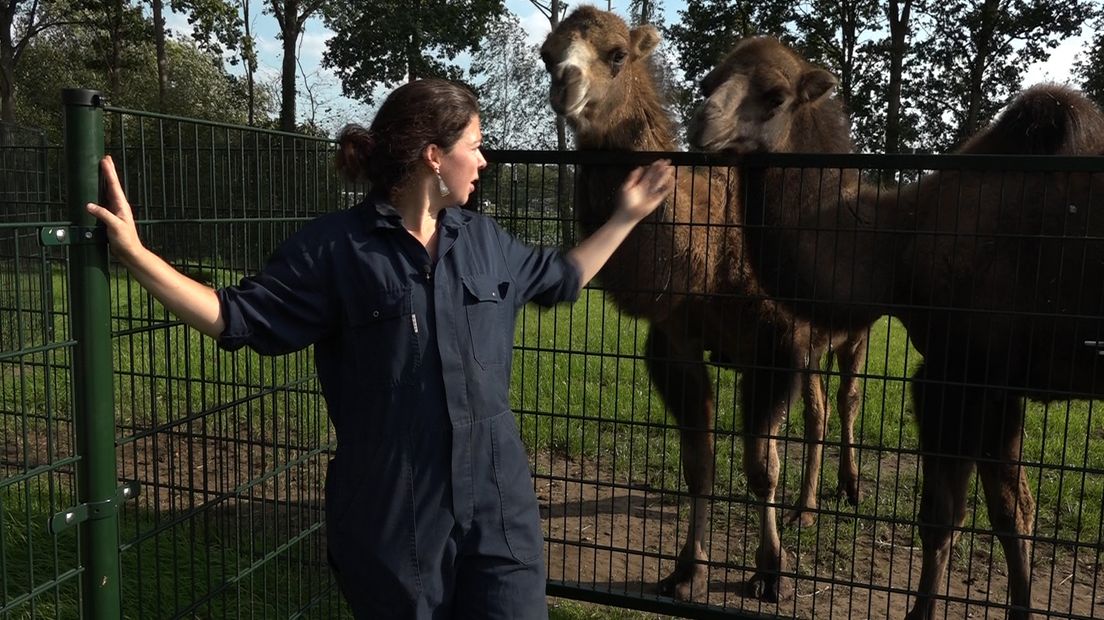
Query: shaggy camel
xmin=540 ymin=7 xmax=871 ymax=601
xmin=689 ymin=36 xmax=1104 ymax=620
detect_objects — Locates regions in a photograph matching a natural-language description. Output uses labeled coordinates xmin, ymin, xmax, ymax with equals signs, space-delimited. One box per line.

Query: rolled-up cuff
xmin=215 ymin=287 xmax=250 ymax=352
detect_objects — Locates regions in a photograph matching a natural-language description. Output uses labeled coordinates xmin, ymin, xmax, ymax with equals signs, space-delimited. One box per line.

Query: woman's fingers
xmin=621 ymin=165 xmax=645 ymax=190
xmin=85 ymin=202 xmax=117 ymax=223
xmin=100 ymin=156 xmax=132 ymax=218
xmin=641 ymin=159 xmax=673 ymax=195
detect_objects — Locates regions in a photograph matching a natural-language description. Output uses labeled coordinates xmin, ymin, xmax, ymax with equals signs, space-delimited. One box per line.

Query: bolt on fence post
xmin=63 ymin=88 xmax=121 ymax=619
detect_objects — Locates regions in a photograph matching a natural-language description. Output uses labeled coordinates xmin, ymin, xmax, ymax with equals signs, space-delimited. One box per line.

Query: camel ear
xmin=630 ymin=25 xmax=660 ymax=59
xmin=797 ymin=69 xmax=837 ymax=103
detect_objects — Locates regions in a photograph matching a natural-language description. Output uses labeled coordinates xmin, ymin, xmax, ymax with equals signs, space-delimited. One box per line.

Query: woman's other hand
xmin=614 ymin=159 xmax=675 ymax=223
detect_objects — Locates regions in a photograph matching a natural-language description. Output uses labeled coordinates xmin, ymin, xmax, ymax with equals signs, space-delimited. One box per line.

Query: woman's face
xmin=437 ymin=115 xmax=487 ymax=206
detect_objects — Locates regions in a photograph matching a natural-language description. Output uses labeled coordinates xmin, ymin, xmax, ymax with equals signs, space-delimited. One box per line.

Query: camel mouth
xmin=549 ymin=79 xmax=589 ymax=120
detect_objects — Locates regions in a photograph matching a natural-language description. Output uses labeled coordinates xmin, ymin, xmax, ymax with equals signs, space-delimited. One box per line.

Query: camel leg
xmin=976 ymin=396 xmax=1036 ymax=620
xmin=646 ymin=326 xmax=714 ymax=602
xmin=787 ymin=366 xmax=828 ymax=528
xmin=743 ymin=365 xmax=799 ymax=602
xmin=834 ymin=332 xmax=868 ymax=506
xmin=906 ymin=363 xmax=978 ymax=620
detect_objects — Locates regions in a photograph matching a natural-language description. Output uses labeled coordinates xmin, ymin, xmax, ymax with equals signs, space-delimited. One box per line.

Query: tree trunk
xmin=109 ymin=0 xmax=124 ymax=98
xmin=838 ymin=0 xmax=858 ymax=110
xmin=278 ymin=0 xmax=300 ymax=132
xmin=961 ymin=0 xmax=998 ymax=141
xmin=885 ymin=0 xmax=911 ymax=153
xmin=153 ymin=0 xmax=167 ymax=111
xmin=243 ymin=1 xmax=255 ymax=126
xmin=0 ymin=5 xmax=16 ymax=124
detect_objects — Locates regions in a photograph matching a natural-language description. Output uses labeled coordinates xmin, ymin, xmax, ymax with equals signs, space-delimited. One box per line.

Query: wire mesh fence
xmin=482 ymin=151 xmax=1104 ymax=620
xmin=2 ymin=93 xmax=1103 ymax=620
xmin=103 ymin=106 xmax=356 ymax=618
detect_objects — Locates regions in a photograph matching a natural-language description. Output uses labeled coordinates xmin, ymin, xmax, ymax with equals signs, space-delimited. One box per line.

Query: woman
xmin=87 ymin=78 xmax=673 ymax=619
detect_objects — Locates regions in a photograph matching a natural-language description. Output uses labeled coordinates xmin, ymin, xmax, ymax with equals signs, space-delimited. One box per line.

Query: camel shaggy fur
xmin=541 ymin=8 xmax=871 ymax=601
xmin=690 ymin=36 xmax=1104 ymax=620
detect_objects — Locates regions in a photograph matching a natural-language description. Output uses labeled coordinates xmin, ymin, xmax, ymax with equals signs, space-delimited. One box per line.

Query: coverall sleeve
xmin=216 ymin=228 xmax=338 ymax=355
xmin=491 ymin=218 xmax=582 ymax=309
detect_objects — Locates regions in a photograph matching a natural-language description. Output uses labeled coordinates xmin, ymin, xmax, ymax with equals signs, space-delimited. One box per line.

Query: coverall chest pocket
xmin=461 ymin=274 xmax=510 ymax=369
xmin=347 ymin=286 xmax=417 ymax=387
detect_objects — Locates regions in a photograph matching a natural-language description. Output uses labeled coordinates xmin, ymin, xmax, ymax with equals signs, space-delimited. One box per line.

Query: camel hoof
xmin=837 ymin=476 xmax=861 ymax=507
xmin=658 ymin=563 xmax=706 ymax=602
xmin=784 ymin=507 xmax=817 ymax=528
xmin=747 ymin=570 xmax=793 ymax=603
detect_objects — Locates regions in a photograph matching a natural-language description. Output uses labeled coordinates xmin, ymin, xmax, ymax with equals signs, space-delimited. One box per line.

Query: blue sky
xmin=165 ymin=1 xmax=1085 ymax=134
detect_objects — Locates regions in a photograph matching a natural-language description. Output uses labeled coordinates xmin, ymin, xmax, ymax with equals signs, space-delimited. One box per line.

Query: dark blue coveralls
xmin=215 ymin=197 xmax=581 ymax=619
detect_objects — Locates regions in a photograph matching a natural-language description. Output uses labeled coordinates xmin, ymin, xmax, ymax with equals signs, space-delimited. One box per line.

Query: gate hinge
xmin=39 ymin=226 xmax=104 ymax=247
xmin=49 ymin=481 xmax=140 ymax=535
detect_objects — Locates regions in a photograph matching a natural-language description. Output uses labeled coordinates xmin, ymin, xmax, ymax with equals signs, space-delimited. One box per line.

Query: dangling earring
xmin=435 ymin=167 xmax=450 ymax=197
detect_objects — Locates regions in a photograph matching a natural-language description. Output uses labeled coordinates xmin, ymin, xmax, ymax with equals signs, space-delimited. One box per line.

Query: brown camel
xmin=689 ymin=35 xmax=1104 ymax=620
xmin=540 ymin=7 xmax=871 ymax=601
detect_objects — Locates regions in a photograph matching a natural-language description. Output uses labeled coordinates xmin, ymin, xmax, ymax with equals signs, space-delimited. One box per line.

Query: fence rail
xmin=2 ymin=92 xmax=1103 ymax=620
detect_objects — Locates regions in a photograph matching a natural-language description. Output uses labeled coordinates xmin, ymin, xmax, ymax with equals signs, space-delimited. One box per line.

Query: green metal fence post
xmin=62 ymin=87 xmax=121 ymax=619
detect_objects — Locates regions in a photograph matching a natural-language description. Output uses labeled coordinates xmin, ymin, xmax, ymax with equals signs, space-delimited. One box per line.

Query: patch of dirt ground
xmin=534 ymin=449 xmax=1104 ymax=620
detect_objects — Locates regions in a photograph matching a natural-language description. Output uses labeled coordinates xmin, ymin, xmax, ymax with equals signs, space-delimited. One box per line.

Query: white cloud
xmin=516 ymin=8 xmax=552 ymax=48
xmin=1021 ymin=33 xmax=1086 ymax=88
xmin=298 ymin=29 xmax=333 ymax=64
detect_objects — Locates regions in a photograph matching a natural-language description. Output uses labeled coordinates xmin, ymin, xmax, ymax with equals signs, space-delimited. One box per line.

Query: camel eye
xmin=610 ymin=49 xmax=628 ymax=66
xmin=763 ymin=88 xmax=787 ymax=111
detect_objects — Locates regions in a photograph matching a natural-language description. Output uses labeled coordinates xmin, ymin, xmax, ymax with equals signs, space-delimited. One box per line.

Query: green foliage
xmin=1075 ymin=17 xmax=1104 ymax=109
xmin=664 ymin=0 xmax=795 ymax=127
xmin=13 ymin=17 xmax=275 ymax=141
xmin=792 ymin=0 xmax=884 ymax=151
xmin=912 ymin=0 xmax=1088 ymax=152
xmin=171 ymin=0 xmax=243 ymax=60
xmin=322 ymin=0 xmax=506 ymax=105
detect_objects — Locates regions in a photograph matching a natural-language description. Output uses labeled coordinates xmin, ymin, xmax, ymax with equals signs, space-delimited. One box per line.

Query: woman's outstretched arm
xmin=566 ymin=159 xmax=675 ymax=291
xmin=86 ymin=156 xmax=224 ymax=338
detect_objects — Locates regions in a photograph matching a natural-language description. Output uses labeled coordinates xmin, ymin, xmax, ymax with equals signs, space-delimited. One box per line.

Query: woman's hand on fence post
xmin=84 ymin=154 xmax=225 ymax=339
xmin=86 ymin=155 xmax=144 ymax=264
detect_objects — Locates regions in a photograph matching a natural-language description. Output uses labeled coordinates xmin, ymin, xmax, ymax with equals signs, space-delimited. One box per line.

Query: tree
xmin=527 ymin=0 xmax=567 ymax=152
xmin=1 ymin=0 xmax=85 ymax=123
xmin=469 ymin=12 xmax=555 ymax=150
xmin=883 ymin=0 xmax=920 ymax=152
xmin=794 ymin=0 xmax=878 ymax=124
xmin=14 ymin=16 xmax=273 ymax=140
xmin=913 ymin=0 xmax=1087 ymax=151
xmin=322 ymin=0 xmax=505 ymax=105
xmin=152 ymin=0 xmax=241 ymax=112
xmin=268 ymin=0 xmax=329 ymax=132
xmin=1075 ymin=16 xmax=1104 ymax=108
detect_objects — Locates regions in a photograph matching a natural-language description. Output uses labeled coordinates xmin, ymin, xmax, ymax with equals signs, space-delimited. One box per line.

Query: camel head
xmin=540 ymin=6 xmax=660 ymax=135
xmin=688 ymin=37 xmax=840 ymax=153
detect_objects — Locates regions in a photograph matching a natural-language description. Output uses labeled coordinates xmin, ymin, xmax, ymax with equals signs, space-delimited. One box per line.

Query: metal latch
xmin=39 ymin=226 xmax=104 ymax=246
xmin=49 ymin=481 xmax=141 ymax=534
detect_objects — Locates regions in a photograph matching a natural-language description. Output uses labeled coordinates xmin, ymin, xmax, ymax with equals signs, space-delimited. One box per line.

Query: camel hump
xmin=962 ymin=83 xmax=1104 ymax=155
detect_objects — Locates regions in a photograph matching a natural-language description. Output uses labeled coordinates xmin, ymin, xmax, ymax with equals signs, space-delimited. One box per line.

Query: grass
xmin=3 ymin=265 xmax=1103 ymax=618
xmin=511 ymin=289 xmax=1104 ymax=572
